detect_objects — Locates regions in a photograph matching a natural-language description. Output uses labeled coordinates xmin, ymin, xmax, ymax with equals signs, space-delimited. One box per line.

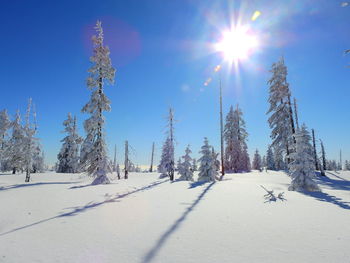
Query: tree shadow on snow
xmin=303 ymin=191 xmax=350 ymax=210
xmin=314 ymin=173 xmax=350 ymax=191
xmin=326 ymin=172 xmax=348 ymax=182
xmin=142 ymin=181 xmax=215 ymax=263
xmin=188 ymin=180 xmax=212 ymax=189
xmin=0 ymin=182 xmax=79 ymax=192
xmin=0 ymin=179 xmax=169 ymax=237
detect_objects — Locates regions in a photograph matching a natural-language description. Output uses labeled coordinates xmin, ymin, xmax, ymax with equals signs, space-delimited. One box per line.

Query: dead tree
xmin=312 ymin=129 xmax=319 ymax=170
xmin=320 ymin=139 xmax=327 ymax=174
xmin=149 ymin=142 xmax=155 ymax=172
xmin=219 ymin=77 xmax=225 ymax=179
xmin=293 ymin=97 xmax=299 ymax=130
xmin=124 ymin=140 xmax=129 ymax=179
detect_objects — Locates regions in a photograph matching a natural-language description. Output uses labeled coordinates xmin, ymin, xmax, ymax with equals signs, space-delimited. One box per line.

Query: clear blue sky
xmin=0 ymin=0 xmax=349 ymax=167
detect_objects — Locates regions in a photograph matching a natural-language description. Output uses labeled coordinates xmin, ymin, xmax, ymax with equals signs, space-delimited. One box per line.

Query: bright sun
xmin=215 ymin=26 xmax=258 ymax=61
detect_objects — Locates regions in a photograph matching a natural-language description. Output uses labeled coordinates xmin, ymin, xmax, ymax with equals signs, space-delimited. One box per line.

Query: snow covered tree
xmin=252 ymin=149 xmax=262 ymax=171
xmin=80 ymin=21 xmax=115 ymax=185
xmin=224 ymin=105 xmax=250 ymax=172
xmin=262 ymin=155 xmax=266 ymax=169
xmin=32 ymin=147 xmax=44 ymax=173
xmin=198 ymin=137 xmax=217 ymax=182
xmin=6 ymin=110 xmax=25 ymax=174
xmin=288 ymin=124 xmax=320 ymax=192
xmin=192 ymin=158 xmax=197 ymax=171
xmin=176 ymin=157 xmax=182 ymax=171
xmin=273 ymin=145 xmax=286 ymax=170
xmin=212 ymin=147 xmax=220 ymax=171
xmin=23 ymin=99 xmax=38 ymax=182
xmin=267 ymin=57 xmax=295 ymax=165
xmin=0 ymin=109 xmax=11 ymax=171
xmin=178 ymin=145 xmax=193 ymax=181
xmin=158 ymin=136 xmax=171 ymax=178
xmin=57 ymin=113 xmax=83 ymax=173
xmin=344 ymin=160 xmax=350 ymax=171
xmin=239 ymin=142 xmax=251 ymax=172
xmin=266 ymin=145 xmax=275 ymax=170
xmin=158 ymin=108 xmax=175 ymax=180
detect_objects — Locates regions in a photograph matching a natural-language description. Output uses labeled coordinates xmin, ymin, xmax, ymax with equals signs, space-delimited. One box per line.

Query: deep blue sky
xmin=0 ymin=0 xmax=349 ymax=167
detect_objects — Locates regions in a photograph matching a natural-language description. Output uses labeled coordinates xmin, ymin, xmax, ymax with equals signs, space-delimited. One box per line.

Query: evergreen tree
xmin=198 ymin=137 xmax=217 ymax=182
xmin=176 ymin=157 xmax=182 ymax=171
xmin=224 ymin=105 xmax=250 ymax=172
xmin=178 ymin=145 xmax=194 ymax=181
xmin=6 ymin=110 xmax=25 ymax=174
xmin=252 ymin=149 xmax=262 ymax=171
xmin=0 ymin=109 xmax=11 ymax=171
xmin=158 ymin=108 xmax=175 ymax=180
xmin=266 ymin=145 xmax=275 ymax=170
xmin=267 ymin=57 xmax=295 ymax=165
xmin=262 ymin=155 xmax=267 ymax=169
xmin=57 ymin=113 xmax=83 ymax=173
xmin=273 ymin=145 xmax=286 ymax=170
xmin=80 ymin=21 xmax=115 ymax=185
xmin=212 ymin=147 xmax=220 ymax=171
xmin=32 ymin=148 xmax=45 ymax=173
xmin=192 ymin=158 xmax=197 ymax=171
xmin=23 ymin=99 xmax=37 ymax=182
xmin=158 ymin=137 xmax=172 ymax=178
xmin=288 ymin=125 xmax=319 ymax=192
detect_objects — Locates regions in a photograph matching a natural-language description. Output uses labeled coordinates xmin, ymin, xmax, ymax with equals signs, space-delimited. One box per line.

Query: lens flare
xmin=215 ymin=26 xmax=258 ymax=62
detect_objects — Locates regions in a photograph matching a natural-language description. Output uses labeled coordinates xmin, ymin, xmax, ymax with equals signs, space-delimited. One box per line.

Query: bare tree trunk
xmin=312 ymin=129 xmax=319 ymax=170
xmin=169 ymin=108 xmax=175 ymax=181
xmin=287 ymin=95 xmax=296 ymax=142
xmin=113 ymin=144 xmax=117 ymax=172
xmin=219 ymin=78 xmax=225 ymax=180
xmin=149 ymin=142 xmax=154 ymax=172
xmin=320 ymin=139 xmax=327 ymax=174
xmin=293 ymin=97 xmax=299 ymax=130
xmin=25 ymin=169 xmax=30 ymax=182
xmin=124 ymin=140 xmax=128 ymax=179
xmin=12 ymin=167 xmax=16 ymax=174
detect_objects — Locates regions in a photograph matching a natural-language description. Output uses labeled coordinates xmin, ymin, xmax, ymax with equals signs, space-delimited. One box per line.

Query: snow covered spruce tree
xmin=158 ymin=108 xmax=175 ymax=181
xmin=23 ymin=99 xmax=38 ymax=182
xmin=178 ymin=145 xmax=193 ymax=181
xmin=0 ymin=109 xmax=11 ymax=171
xmin=288 ymin=124 xmax=319 ymax=192
xmin=252 ymin=149 xmax=262 ymax=171
xmin=57 ymin=113 xmax=82 ymax=173
xmin=6 ymin=110 xmax=25 ymax=174
xmin=267 ymin=57 xmax=296 ymax=166
xmin=224 ymin=105 xmax=250 ymax=172
xmin=192 ymin=159 xmax=197 ymax=171
xmin=198 ymin=137 xmax=217 ymax=182
xmin=266 ymin=145 xmax=275 ymax=170
xmin=80 ymin=20 xmax=116 ymax=185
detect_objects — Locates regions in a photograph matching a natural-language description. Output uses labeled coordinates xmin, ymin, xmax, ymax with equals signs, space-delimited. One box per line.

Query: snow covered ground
xmin=0 ymin=170 xmax=349 ymax=263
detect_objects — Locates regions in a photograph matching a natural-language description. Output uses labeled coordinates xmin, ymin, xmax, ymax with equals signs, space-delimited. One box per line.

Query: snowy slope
xmin=0 ymin=170 xmax=349 ymax=263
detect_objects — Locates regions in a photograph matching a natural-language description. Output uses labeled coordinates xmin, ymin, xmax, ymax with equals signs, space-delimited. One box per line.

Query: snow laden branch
xmin=260 ymin=185 xmax=286 ymax=203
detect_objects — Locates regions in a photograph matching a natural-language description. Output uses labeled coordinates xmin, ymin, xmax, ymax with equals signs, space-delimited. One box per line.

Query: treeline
xmin=0 ymin=99 xmax=45 ymax=180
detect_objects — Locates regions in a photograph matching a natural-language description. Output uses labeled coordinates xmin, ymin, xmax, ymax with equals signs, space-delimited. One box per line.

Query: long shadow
xmin=0 ymin=179 xmax=169 ymax=237
xmin=142 ymin=181 xmax=215 ymax=263
xmin=304 ymin=191 xmax=350 ymax=210
xmin=327 ymin=172 xmax=348 ymax=181
xmin=314 ymin=175 xmax=350 ymax=191
xmin=0 ymin=182 xmax=79 ymax=192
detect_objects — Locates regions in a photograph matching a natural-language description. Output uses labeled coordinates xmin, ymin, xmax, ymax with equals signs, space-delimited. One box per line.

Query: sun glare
xmin=215 ymin=26 xmax=258 ymax=62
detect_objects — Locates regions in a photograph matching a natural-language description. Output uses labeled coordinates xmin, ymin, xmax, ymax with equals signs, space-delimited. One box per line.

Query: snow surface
xmin=1 ymin=170 xmax=349 ymax=263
